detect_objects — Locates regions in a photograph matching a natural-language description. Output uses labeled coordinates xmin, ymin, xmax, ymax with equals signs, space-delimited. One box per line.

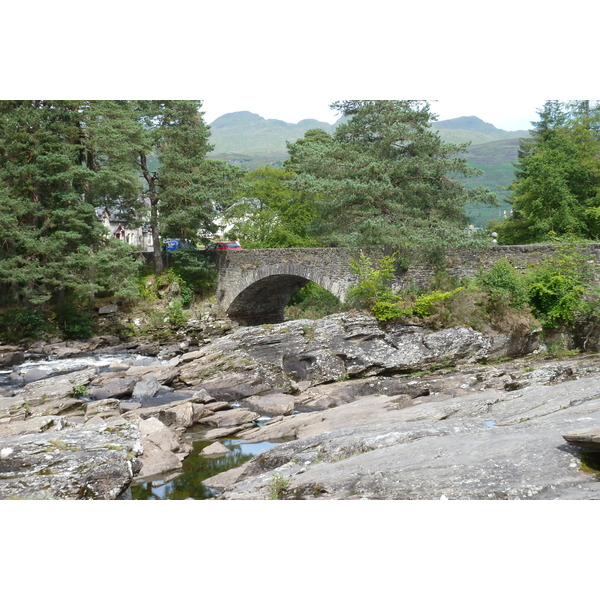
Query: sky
xmin=5 ymin=4 xmax=597 ymax=136
xmin=200 ymin=97 xmax=548 ymax=131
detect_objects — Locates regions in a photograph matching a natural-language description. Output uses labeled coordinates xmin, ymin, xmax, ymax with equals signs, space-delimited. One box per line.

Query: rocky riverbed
xmin=1 ymin=313 xmax=599 ymax=499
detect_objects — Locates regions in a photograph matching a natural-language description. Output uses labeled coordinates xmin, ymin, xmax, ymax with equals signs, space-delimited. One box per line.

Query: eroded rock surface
xmin=205 ymin=357 xmax=600 ymax=500
xmin=1 ymin=315 xmax=598 ymax=500
xmin=0 ymin=418 xmax=142 ymax=499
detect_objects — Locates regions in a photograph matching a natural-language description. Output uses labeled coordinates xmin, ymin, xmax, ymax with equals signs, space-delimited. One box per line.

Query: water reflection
xmin=130 ymin=439 xmax=279 ymax=500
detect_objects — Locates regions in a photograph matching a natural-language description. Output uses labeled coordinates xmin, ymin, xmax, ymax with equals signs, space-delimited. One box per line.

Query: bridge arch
xmin=219 ymin=262 xmax=351 ymax=326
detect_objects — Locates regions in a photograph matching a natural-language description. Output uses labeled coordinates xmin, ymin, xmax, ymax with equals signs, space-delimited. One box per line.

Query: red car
xmin=205 ymin=241 xmax=243 ymax=250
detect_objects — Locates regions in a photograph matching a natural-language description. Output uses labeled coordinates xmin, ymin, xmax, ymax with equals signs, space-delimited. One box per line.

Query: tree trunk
xmin=150 ymin=196 xmax=163 ymax=274
xmin=139 ymin=151 xmax=164 ymax=274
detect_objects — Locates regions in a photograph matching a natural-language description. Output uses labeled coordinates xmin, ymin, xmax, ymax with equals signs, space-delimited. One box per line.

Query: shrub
xmin=477 ymin=259 xmax=529 ymax=308
xmin=372 ymin=288 xmax=464 ymax=322
xmin=56 ymin=306 xmax=93 ymax=339
xmin=285 ymin=282 xmax=343 ymax=320
xmin=525 ymin=242 xmax=595 ymax=328
xmin=166 ymin=300 xmax=187 ymax=327
xmin=347 ymin=252 xmax=398 ymax=308
xmin=166 ymin=248 xmax=217 ymax=296
xmin=372 ymin=300 xmax=412 ymax=322
xmin=0 ymin=308 xmax=48 ymax=342
xmin=412 ymin=288 xmax=465 ymax=317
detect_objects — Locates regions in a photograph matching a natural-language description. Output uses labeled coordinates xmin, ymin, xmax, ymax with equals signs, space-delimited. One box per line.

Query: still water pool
xmin=131 ymin=438 xmax=279 ymax=500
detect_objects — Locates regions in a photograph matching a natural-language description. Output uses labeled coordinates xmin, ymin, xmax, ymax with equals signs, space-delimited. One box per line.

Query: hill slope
xmin=208 ymin=111 xmax=338 ymax=168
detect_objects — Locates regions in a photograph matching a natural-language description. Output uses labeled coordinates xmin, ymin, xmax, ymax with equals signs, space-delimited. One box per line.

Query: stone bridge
xmin=208 ymin=244 xmax=600 ymax=326
xmin=209 ymin=248 xmax=362 ymax=325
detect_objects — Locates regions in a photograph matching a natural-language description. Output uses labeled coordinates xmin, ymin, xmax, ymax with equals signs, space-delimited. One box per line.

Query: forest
xmin=0 ymin=99 xmax=598 ymax=342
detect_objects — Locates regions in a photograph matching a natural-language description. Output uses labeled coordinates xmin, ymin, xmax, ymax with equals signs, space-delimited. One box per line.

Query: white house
xmin=96 ymin=205 xmax=154 ymax=252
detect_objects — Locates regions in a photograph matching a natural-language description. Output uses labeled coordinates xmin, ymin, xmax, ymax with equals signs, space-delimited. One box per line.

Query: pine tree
xmin=286 ymin=100 xmax=495 ymax=249
xmin=0 ymin=100 xmax=140 ymax=313
xmin=133 ymin=100 xmax=242 ymax=272
xmin=499 ymin=100 xmax=600 ymax=243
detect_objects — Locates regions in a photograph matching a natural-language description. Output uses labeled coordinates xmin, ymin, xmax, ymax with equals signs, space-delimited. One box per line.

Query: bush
xmin=372 ymin=288 xmax=464 ymax=322
xmin=166 ymin=300 xmax=187 ymax=327
xmin=57 ymin=308 xmax=93 ymax=339
xmin=166 ymin=248 xmax=217 ymax=296
xmin=0 ymin=307 xmax=48 ymax=342
xmin=477 ymin=259 xmax=529 ymax=308
xmin=525 ymin=242 xmax=595 ymax=328
xmin=285 ymin=282 xmax=344 ymax=320
xmin=346 ymin=252 xmax=398 ymax=308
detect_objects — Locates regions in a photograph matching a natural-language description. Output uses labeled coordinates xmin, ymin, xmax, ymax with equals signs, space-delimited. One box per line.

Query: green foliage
xmin=525 ymin=241 xmax=595 ymax=328
xmin=222 ymin=165 xmax=318 ymax=248
xmin=166 ymin=247 xmax=217 ymax=297
xmin=498 ymin=100 xmax=600 ymax=243
xmin=372 ymin=288 xmax=464 ymax=322
xmin=477 ymin=259 xmax=529 ymax=308
xmin=56 ymin=305 xmax=93 ymax=339
xmin=71 ymin=385 xmax=88 ymax=398
xmin=166 ymin=300 xmax=187 ymax=327
xmin=268 ymin=473 xmax=290 ymax=500
xmin=412 ymin=288 xmax=465 ymax=317
xmin=0 ymin=307 xmax=48 ymax=343
xmin=285 ymin=282 xmax=344 ymax=320
xmin=286 ymin=100 xmax=497 ymax=249
xmin=371 ymin=301 xmax=412 ymax=322
xmin=0 ymin=100 xmax=144 ymax=333
xmin=346 ymin=252 xmax=398 ymax=308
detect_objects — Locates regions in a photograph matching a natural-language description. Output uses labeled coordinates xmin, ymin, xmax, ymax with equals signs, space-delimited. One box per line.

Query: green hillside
xmin=208 ymin=111 xmax=338 ymax=167
xmin=207 ymin=111 xmax=531 ymax=228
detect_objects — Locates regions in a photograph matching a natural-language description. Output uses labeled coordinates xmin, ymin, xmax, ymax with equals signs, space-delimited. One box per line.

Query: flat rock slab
xmin=197 ymin=407 xmax=260 ymax=429
xmin=563 ymin=428 xmax=600 ymax=450
xmin=213 ymin=375 xmax=600 ymax=500
xmin=244 ymin=393 xmax=295 ymax=416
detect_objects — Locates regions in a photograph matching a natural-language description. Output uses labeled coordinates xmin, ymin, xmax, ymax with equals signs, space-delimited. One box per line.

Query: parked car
xmin=164 ymin=238 xmax=195 ymax=251
xmin=205 ymin=241 xmax=243 ymax=250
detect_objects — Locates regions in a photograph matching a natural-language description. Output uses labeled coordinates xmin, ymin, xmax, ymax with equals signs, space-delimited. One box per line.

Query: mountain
xmin=432 ymin=115 xmax=529 ymax=145
xmin=208 ymin=111 xmax=531 ymax=227
xmin=208 ymin=111 xmax=339 ymax=168
xmin=430 ymin=117 xmax=531 ymax=227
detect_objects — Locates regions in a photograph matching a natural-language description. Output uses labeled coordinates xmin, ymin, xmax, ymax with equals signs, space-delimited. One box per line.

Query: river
xmin=1 ymin=352 xmax=277 ymax=500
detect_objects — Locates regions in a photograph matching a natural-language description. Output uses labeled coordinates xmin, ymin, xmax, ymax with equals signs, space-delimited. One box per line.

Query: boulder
xmin=98 ymin=303 xmax=118 ymax=314
xmin=135 ymin=442 xmax=182 ymax=480
xmin=22 ymin=367 xmax=52 ymax=384
xmin=125 ymin=365 xmax=179 ymax=385
xmin=202 ymin=424 xmax=257 ymax=440
xmin=176 ymin=315 xmax=536 ymax=398
xmin=29 ymin=397 xmax=85 ymax=419
xmin=0 ymin=415 xmax=68 ymax=438
xmin=0 ymin=417 xmax=142 ymax=499
xmin=201 ymin=441 xmax=230 ymax=456
xmin=131 ymin=374 xmax=163 ymax=400
xmin=123 ymin=416 xmax=186 ymax=480
xmin=196 ymin=407 xmax=260 ymax=429
xmin=138 ymin=417 xmax=181 ymax=453
xmin=244 ymin=393 xmax=296 ymax=416
xmin=0 ymin=347 xmax=26 ymax=367
xmin=88 ymin=376 xmax=138 ymax=400
xmin=85 ymin=398 xmax=121 ymax=419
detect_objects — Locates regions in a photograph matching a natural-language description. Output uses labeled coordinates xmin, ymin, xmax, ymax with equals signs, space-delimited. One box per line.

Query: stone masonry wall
xmin=395 ymin=244 xmax=600 ymax=290
xmin=207 ymin=243 xmax=600 ymax=320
